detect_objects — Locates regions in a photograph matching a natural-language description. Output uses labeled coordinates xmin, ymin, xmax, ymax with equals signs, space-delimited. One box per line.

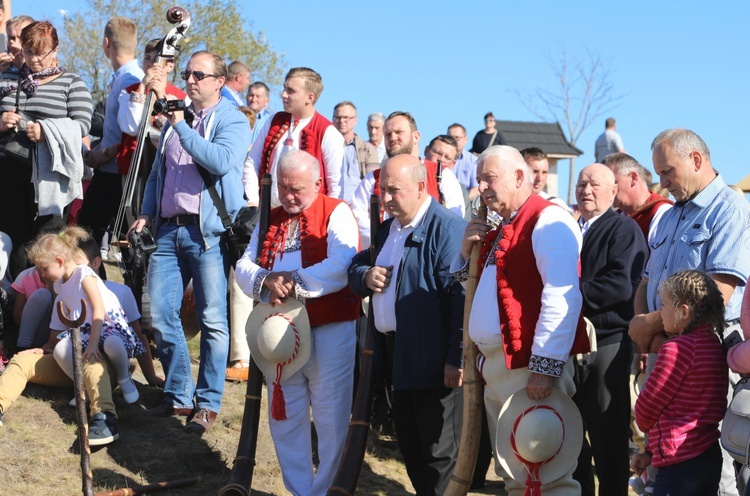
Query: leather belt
xmin=162 ymin=214 xmax=199 ymax=226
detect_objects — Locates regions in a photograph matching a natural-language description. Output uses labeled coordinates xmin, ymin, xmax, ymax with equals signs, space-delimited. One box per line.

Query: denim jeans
xmin=148 ymin=223 xmax=229 ymax=413
xmin=652 ymin=442 xmax=722 ymax=496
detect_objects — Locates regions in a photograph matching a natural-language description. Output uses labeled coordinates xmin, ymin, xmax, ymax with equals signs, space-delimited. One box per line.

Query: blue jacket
xmin=142 ymin=97 xmax=251 ymax=248
xmin=348 ymin=200 xmax=466 ymax=390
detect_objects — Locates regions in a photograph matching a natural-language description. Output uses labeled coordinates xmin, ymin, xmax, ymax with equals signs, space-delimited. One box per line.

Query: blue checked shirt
xmin=644 ymin=173 xmax=750 ymax=319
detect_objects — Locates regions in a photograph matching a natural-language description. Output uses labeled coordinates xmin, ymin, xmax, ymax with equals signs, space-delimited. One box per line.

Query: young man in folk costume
xmin=243 ymin=67 xmax=344 ymax=208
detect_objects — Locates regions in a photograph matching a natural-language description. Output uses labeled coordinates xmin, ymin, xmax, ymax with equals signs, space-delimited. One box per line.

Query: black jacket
xmin=580 ymin=208 xmax=648 ymax=346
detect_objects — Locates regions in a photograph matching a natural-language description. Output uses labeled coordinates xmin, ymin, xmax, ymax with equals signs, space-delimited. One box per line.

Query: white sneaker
xmin=118 ymin=377 xmax=139 ymax=404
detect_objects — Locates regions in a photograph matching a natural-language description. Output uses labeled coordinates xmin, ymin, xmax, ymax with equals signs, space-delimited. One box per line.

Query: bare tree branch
xmin=512 ymin=48 xmax=624 ymax=202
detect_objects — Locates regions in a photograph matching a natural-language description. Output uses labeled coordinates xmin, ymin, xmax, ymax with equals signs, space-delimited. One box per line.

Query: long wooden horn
xmin=218 ymin=174 xmax=273 ymax=496
xmin=445 ymin=200 xmax=487 ymax=495
xmin=327 ymin=193 xmax=381 ymax=496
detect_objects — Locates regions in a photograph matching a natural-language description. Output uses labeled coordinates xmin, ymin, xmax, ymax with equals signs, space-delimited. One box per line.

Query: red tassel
xmin=271 ymin=382 xmax=287 ymax=421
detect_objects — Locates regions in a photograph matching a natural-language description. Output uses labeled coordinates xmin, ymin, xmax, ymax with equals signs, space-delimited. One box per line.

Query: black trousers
xmin=392 ymin=387 xmax=462 ymax=496
xmin=573 ymin=340 xmax=633 ymax=496
xmin=77 ymin=170 xmax=122 ymax=246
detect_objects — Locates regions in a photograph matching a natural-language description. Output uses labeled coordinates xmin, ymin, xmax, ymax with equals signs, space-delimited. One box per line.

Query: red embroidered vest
xmin=477 ymin=194 xmax=590 ymax=370
xmin=116 ymin=83 xmax=187 ymax=174
xmin=629 ymin=192 xmax=673 ymax=241
xmin=258 ymin=194 xmax=360 ymax=327
xmin=259 ymin=111 xmax=333 ymax=195
xmin=372 ymin=160 xmax=441 ymax=201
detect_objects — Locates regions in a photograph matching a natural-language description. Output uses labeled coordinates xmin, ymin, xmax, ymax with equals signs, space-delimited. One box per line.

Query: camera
xmin=152 ymin=98 xmax=186 ymax=116
xmin=127 ymin=227 xmax=157 ymax=269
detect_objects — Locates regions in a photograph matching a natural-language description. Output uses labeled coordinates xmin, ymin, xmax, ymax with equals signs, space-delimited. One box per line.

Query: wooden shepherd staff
xmin=57 ymin=299 xmax=94 ymax=496
xmin=219 ymin=173 xmax=272 ymax=496
xmin=444 ymin=200 xmax=488 ymax=495
xmin=327 ymin=194 xmax=381 ymax=496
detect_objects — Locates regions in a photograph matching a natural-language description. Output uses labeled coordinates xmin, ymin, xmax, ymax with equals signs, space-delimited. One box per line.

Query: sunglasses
xmin=180 ymin=70 xmax=220 ymax=81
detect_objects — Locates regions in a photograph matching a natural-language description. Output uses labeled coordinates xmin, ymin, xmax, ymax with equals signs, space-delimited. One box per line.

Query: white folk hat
xmin=246 ymin=299 xmax=311 ymax=420
xmin=496 ymin=387 xmax=583 ymax=491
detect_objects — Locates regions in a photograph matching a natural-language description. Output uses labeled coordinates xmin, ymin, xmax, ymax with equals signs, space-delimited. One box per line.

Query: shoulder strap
xmin=196 ymin=165 xmax=232 ymax=231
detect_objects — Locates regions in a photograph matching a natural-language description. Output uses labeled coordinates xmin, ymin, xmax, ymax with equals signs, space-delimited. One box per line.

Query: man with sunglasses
xmin=130 ymin=51 xmax=251 ymax=434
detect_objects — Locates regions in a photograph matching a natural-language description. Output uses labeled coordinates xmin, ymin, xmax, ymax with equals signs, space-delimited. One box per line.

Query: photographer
xmin=129 ymin=51 xmax=250 ymax=434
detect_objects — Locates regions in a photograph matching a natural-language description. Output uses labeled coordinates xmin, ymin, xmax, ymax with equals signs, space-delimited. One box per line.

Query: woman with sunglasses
xmin=0 ymin=21 xmax=93 ymax=276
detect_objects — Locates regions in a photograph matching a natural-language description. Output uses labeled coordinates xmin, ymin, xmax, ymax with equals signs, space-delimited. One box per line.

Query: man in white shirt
xmin=453 ymin=145 xmax=590 ymax=495
xmin=367 ymin=112 xmax=387 ymax=163
xmin=350 ymin=112 xmax=465 ymax=246
xmin=520 ymin=147 xmax=573 ymax=214
xmin=243 ymin=67 xmax=344 ymax=208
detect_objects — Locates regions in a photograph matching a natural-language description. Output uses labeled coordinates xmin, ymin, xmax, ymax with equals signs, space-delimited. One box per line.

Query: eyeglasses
xmin=333 ymin=115 xmax=355 ymax=122
xmin=21 ymin=45 xmax=57 ymax=60
xmin=180 ymin=70 xmax=221 ymax=81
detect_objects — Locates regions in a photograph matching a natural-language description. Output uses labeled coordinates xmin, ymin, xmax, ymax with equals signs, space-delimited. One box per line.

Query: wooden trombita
xmin=219 ymin=174 xmax=272 ymax=496
xmin=327 ymin=194 xmax=381 ymax=496
xmin=445 ymin=200 xmax=488 ymax=496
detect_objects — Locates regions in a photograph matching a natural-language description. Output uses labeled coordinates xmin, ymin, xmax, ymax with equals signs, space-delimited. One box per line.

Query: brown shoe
xmin=143 ymin=400 xmax=193 ymax=417
xmin=185 ymin=408 xmax=217 ymax=435
xmin=225 ymin=361 xmax=249 ymax=382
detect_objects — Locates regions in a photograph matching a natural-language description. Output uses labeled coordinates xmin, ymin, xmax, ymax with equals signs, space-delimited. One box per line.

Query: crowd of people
xmin=1 ymin=10 xmax=750 ymax=496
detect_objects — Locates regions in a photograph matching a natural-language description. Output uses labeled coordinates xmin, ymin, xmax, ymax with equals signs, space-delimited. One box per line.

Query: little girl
xmin=27 ymin=226 xmax=145 ymax=403
xmin=631 ymin=269 xmax=728 ymax=496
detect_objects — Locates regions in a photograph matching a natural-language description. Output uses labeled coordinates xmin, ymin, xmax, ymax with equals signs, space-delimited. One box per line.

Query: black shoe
xmin=89 ymin=412 xmax=119 ymax=446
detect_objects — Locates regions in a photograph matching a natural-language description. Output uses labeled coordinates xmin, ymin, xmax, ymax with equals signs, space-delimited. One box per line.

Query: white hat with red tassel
xmin=246 ymin=298 xmax=311 ymax=421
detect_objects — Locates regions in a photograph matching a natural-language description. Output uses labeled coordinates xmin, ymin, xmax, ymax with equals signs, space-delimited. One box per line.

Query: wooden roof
xmin=496 ymin=120 xmax=583 ymax=157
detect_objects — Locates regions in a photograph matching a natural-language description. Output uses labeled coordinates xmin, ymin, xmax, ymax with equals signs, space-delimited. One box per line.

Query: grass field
xmin=0 ymin=263 xmax=507 ymax=495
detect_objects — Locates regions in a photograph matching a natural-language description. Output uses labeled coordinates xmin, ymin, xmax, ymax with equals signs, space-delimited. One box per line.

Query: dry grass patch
xmin=0 ymin=262 xmax=504 ymax=494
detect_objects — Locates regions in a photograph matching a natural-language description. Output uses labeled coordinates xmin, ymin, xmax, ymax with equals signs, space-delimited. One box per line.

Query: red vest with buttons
xmin=259 ymin=194 xmax=360 ymax=327
xmin=259 ymin=111 xmax=333 ymax=195
xmin=629 ymin=192 xmax=673 ymax=241
xmin=477 ymin=194 xmax=590 ymax=370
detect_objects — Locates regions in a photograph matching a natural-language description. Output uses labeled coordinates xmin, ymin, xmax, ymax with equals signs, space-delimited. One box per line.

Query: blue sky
xmin=23 ymin=0 xmax=750 ymax=201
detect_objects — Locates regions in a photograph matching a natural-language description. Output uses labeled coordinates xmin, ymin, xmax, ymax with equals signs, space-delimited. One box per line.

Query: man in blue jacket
xmin=130 ymin=51 xmax=251 ymax=434
xmin=348 ymin=154 xmax=466 ymax=495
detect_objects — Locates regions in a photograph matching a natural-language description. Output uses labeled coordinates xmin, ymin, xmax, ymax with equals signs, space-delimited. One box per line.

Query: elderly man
xmin=332 ymin=101 xmax=379 ymax=203
xmin=367 ymin=112 xmax=387 ymax=163
xmin=244 ymin=67 xmax=344 ymax=208
xmin=453 ymin=145 xmax=590 ymax=495
xmin=220 ymin=60 xmax=251 ymax=107
xmin=448 ymin=123 xmax=479 ymax=201
xmin=350 ymin=112 xmax=465 ymax=246
xmin=131 ymin=51 xmax=251 ymax=433
xmin=247 ymin=81 xmax=272 ymax=143
xmin=236 ymin=150 xmax=359 ymax=496
xmin=629 ymin=128 xmax=750 ymax=496
xmin=573 ymin=164 xmax=648 ymax=496
xmin=602 ymin=152 xmax=672 ymax=244
xmin=349 ymin=154 xmax=466 ymax=495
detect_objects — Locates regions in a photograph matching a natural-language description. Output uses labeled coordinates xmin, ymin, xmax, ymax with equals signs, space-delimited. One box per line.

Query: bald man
xmin=348 ymin=154 xmax=466 ymax=495
xmin=573 ymin=163 xmax=648 ymax=496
